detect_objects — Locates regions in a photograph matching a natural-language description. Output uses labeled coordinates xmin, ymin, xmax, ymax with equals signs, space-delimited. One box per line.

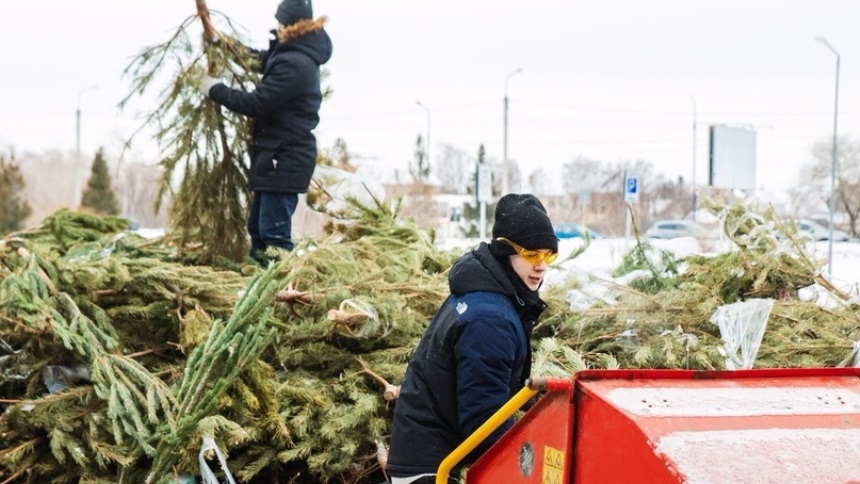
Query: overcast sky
xmin=2 ymin=0 xmax=859 ymax=193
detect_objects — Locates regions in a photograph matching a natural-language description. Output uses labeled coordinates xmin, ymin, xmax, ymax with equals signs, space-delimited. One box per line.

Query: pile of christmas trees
xmin=0 ymin=202 xmax=455 ymax=483
xmin=1 ymin=198 xmax=859 ymax=483
xmin=6 ymin=1 xmax=857 ymax=481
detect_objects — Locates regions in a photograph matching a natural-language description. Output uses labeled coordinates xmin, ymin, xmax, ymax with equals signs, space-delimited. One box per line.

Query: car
xmin=792 ymin=219 xmax=851 ymax=242
xmin=554 ymin=222 xmax=601 ymax=239
xmin=645 ymin=219 xmax=709 ymax=239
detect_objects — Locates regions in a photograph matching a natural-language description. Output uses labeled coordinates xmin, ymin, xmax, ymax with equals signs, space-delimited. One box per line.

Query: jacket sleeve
xmin=454 ymin=304 xmax=522 ymax=454
xmin=209 ymin=53 xmax=309 ymax=117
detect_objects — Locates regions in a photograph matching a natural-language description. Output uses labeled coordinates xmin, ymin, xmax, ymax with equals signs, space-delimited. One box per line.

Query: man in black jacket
xmin=388 ymin=193 xmax=559 ymax=484
xmin=200 ymin=0 xmax=332 ymax=264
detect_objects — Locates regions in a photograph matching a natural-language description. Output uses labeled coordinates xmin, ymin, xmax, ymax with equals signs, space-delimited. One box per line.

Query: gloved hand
xmin=199 ymin=75 xmax=222 ymax=98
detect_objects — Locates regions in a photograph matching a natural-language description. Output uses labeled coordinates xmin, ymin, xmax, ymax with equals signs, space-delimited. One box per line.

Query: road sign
xmin=624 ymin=172 xmax=639 ymax=203
xmin=477 ymin=164 xmax=492 ymax=203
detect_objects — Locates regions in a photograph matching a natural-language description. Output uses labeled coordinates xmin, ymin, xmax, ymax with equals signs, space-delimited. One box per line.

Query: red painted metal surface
xmin=466 ymin=368 xmax=860 ymax=484
xmin=466 ymin=380 xmax=574 ymax=483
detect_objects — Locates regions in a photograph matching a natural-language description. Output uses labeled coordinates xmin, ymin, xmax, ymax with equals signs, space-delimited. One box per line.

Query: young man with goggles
xmin=388 ymin=193 xmax=559 ymax=483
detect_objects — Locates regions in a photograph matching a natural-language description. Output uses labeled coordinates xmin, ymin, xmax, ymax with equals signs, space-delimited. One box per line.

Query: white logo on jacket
xmin=456 ymin=301 xmax=468 ymax=314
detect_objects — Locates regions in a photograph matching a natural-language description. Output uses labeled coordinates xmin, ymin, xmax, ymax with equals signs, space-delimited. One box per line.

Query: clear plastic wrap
xmin=710 ymin=298 xmax=773 ymax=370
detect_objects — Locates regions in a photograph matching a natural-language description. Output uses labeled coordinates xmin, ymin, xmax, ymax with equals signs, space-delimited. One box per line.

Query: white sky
xmin=2 ymin=0 xmax=860 ymax=192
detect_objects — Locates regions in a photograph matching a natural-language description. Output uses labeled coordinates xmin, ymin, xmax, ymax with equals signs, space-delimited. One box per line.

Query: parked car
xmin=645 ymin=219 xmax=709 ymax=239
xmin=554 ymin=222 xmax=601 ymax=239
xmin=792 ymin=219 xmax=851 ymax=241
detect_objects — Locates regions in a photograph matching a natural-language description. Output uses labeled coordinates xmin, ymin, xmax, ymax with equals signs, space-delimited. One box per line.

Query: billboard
xmin=708 ymin=125 xmax=756 ymax=190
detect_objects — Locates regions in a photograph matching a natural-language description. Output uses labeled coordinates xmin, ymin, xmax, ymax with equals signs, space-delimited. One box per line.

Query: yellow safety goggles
xmin=496 ymin=237 xmax=558 ymax=265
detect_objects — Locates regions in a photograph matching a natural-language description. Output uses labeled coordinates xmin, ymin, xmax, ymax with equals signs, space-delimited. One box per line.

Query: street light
xmin=503 ymin=68 xmax=523 ymax=195
xmin=690 ymin=95 xmax=697 ymax=222
xmin=815 ymin=36 xmax=840 ymax=276
xmin=416 ymin=101 xmax=431 ymax=176
xmin=76 ymin=84 xmax=99 ymax=156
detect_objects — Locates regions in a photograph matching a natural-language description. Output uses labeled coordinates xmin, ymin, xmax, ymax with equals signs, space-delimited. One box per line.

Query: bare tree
xmin=561 ymin=156 xmax=612 ymax=194
xmin=529 ymin=167 xmax=552 ymax=196
xmin=18 ymin=149 xmax=81 ymax=225
xmin=504 ymin=158 xmax=522 ymax=194
xmin=805 ymin=136 xmax=860 ymax=236
xmin=434 ymin=144 xmax=471 ymax=194
xmin=114 ymin=160 xmax=170 ymax=228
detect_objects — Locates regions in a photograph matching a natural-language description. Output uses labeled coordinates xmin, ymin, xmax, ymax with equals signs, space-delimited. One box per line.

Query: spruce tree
xmin=119 ymin=1 xmax=268 ymax=264
xmin=0 ymin=152 xmax=32 ymax=234
xmin=461 ymin=144 xmax=494 ymax=237
xmin=80 ymin=147 xmax=120 ymax=215
xmin=410 ymin=134 xmax=430 ymax=183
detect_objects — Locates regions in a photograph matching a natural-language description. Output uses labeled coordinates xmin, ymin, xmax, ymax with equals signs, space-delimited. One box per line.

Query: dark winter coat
xmin=209 ymin=22 xmax=332 ymax=193
xmin=387 ymin=242 xmax=547 ymax=478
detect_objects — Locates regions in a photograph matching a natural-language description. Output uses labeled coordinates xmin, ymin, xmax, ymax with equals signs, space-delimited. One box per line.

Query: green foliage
xmin=538 ymin=196 xmax=858 ymax=372
xmin=0 ymin=152 xmax=32 ymax=234
xmin=0 ymin=202 xmax=456 ymax=483
xmin=80 ymin=148 xmax=120 ymax=215
xmin=2 ymin=197 xmax=860 ymax=483
xmin=612 ymin=238 xmax=680 ymax=294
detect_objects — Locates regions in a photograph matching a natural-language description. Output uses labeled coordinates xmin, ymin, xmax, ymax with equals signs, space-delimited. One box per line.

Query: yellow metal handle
xmin=435 ymin=385 xmax=539 ymax=484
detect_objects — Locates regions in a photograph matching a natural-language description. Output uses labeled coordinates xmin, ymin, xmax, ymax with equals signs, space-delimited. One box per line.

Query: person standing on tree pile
xmin=200 ymin=0 xmax=332 ymax=264
xmin=387 ymin=193 xmax=559 ymax=484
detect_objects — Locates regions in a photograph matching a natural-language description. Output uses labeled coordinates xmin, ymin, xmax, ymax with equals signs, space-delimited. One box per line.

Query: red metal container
xmin=466 ymin=368 xmax=860 ymax=484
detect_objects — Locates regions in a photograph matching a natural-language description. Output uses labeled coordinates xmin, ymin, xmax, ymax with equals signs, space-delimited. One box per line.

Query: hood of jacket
xmin=449 ymin=242 xmax=517 ymax=297
xmin=450 ymin=242 xmax=548 ymax=326
xmin=274 ymin=17 xmax=332 ymax=66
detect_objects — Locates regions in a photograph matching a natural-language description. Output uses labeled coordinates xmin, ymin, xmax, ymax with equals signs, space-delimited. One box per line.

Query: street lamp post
xmin=76 ymin=84 xmax=99 ymax=156
xmin=815 ymin=37 xmax=840 ymax=277
xmin=503 ymin=68 xmax=523 ymax=195
xmin=690 ymin=95 xmax=697 ymax=222
xmin=416 ymin=101 xmax=431 ymax=176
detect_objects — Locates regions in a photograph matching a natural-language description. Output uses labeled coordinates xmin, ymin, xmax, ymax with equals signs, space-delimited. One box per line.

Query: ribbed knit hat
xmin=275 ymin=0 xmax=313 ymax=25
xmin=490 ymin=193 xmax=558 ymax=254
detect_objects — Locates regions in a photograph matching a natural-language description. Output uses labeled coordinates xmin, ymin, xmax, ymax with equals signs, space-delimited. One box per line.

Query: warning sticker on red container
xmin=542 ymin=446 xmax=564 ymax=484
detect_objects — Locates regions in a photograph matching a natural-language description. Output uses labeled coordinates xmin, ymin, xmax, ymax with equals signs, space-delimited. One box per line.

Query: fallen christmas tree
xmin=1 ymin=197 xmax=860 ymax=483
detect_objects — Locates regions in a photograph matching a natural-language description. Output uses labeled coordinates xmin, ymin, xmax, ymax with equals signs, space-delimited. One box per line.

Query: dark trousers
xmin=247 ymin=191 xmax=298 ymax=262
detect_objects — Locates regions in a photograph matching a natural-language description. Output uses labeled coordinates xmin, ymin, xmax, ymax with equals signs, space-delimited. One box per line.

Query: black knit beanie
xmin=275 ymin=0 xmax=313 ymax=25
xmin=489 ymin=193 xmax=558 ymax=257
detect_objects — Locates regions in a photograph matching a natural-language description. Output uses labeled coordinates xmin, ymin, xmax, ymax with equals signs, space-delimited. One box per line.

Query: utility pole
xmin=815 ymin=36 xmax=840 ymax=277
xmin=690 ymin=95 xmax=697 ymax=222
xmin=503 ymin=68 xmax=522 ymax=195
xmin=76 ymin=85 xmax=99 ymax=156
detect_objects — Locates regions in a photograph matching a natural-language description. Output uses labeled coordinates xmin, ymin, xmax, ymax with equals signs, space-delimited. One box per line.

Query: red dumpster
xmin=465 ymin=368 xmax=860 ymax=484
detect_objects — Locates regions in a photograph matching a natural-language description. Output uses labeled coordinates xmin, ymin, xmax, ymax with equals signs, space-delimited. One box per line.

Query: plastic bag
xmin=199 ymin=436 xmax=236 ymax=484
xmin=709 ymin=298 xmax=773 ymax=370
xmin=43 ymin=364 xmax=92 ymax=393
xmin=306 ymin=165 xmax=386 ymax=218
